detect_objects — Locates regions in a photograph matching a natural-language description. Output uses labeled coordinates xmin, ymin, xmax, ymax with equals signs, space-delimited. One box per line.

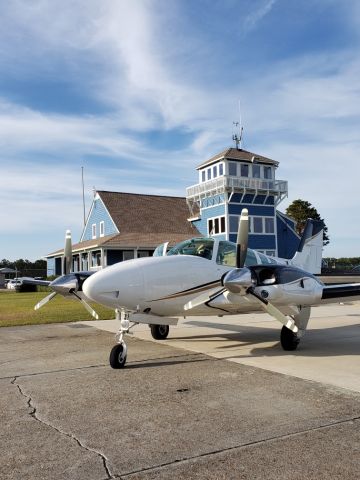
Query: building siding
xmin=82 ymin=198 xmax=118 ymax=241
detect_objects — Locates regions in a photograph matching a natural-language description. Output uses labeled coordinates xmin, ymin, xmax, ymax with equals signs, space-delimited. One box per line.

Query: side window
xmin=92 ymin=224 xmax=96 ymax=239
xmin=228 ymin=162 xmax=237 ymax=176
xmin=201 ymin=170 xmax=206 ymax=182
xmin=264 ymin=166 xmax=272 ymax=179
xmin=252 ymin=165 xmax=261 ymax=178
xmin=253 ymin=217 xmax=263 ymax=233
xmin=219 ymin=163 xmax=224 ymax=176
xmin=100 ymin=221 xmax=104 ymax=237
xmin=207 ymin=168 xmax=212 ymax=180
xmin=216 ymin=241 xmax=236 ymax=267
xmin=245 ymin=249 xmax=258 ymax=266
xmin=264 ymin=217 xmax=274 ymax=233
xmin=213 ymin=165 xmax=217 ymax=178
xmin=240 ymin=164 xmax=249 ymax=177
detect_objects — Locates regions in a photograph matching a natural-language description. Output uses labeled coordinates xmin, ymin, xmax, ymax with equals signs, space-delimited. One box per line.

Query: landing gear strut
xmin=109 ymin=309 xmax=131 ymax=369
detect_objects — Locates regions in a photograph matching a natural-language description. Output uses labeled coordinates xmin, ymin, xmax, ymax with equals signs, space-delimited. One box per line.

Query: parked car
xmin=351 ymin=265 xmax=360 ymax=272
xmin=6 ymin=279 xmax=22 ymax=290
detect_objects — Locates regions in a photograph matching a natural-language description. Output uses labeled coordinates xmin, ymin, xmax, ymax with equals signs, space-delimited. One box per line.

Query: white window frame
xmin=92 ymin=223 xmax=96 ymax=239
xmin=219 ymin=162 xmax=224 ymax=176
xmin=228 ymin=161 xmax=237 ymax=176
xmin=99 ymin=221 xmax=105 ymax=237
xmin=229 ymin=215 xmax=275 ymax=235
xmin=208 ymin=216 xmax=226 ymax=235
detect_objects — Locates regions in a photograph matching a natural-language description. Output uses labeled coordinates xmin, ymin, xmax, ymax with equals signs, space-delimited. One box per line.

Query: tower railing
xmin=186 ymin=176 xmax=288 ymax=199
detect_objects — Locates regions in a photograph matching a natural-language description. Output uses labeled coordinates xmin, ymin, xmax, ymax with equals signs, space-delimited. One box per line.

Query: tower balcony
xmin=186 ymin=176 xmax=288 ymax=209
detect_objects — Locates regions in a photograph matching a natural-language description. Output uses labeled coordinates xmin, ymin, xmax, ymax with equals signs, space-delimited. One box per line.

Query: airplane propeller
xmin=34 ymin=231 xmax=99 ymax=319
xmin=184 ymin=208 xmax=299 ymax=334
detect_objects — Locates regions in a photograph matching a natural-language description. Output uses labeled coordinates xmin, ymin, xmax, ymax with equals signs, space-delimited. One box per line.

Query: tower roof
xmin=197 ymin=147 xmax=278 ymax=170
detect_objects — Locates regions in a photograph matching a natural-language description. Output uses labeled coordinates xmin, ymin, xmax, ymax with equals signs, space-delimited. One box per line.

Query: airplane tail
xmin=291 ymin=219 xmax=324 ymax=274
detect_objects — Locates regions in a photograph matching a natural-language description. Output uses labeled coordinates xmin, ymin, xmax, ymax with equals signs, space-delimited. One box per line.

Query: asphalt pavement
xmin=0 ymin=315 xmax=359 ymax=479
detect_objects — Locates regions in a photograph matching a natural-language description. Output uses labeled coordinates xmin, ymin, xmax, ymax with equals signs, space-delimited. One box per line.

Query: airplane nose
xmin=82 ymin=262 xmax=144 ymax=309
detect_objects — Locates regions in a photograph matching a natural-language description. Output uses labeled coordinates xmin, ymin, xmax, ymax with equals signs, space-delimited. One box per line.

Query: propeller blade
xmin=184 ymin=288 xmax=226 ymax=311
xmin=34 ymin=292 xmax=57 ymax=311
xmin=248 ymin=289 xmax=298 ymax=333
xmin=73 ymin=292 xmax=99 ymax=319
xmin=64 ymin=230 xmax=72 ymax=275
xmin=236 ymin=208 xmax=249 ymax=268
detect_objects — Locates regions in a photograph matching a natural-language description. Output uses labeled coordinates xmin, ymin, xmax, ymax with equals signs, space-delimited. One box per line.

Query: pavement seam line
xmin=119 ymin=416 xmax=360 ymax=478
xmin=0 ymin=352 xmax=207 ymax=380
xmin=10 ymin=376 xmax=116 ymax=480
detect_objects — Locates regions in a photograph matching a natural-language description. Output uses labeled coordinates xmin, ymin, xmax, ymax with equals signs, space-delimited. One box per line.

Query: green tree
xmin=286 ymin=199 xmax=329 ymax=246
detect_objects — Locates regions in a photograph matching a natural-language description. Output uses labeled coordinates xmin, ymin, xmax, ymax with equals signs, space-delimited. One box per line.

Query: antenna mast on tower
xmin=232 ymin=100 xmax=243 ymax=150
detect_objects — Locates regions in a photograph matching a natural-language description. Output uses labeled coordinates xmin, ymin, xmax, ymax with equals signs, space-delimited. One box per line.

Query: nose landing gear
xmin=109 ymin=309 xmax=132 ymax=369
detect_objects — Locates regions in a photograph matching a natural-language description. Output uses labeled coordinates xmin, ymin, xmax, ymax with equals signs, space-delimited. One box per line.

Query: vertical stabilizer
xmin=291 ymin=219 xmax=323 ymax=274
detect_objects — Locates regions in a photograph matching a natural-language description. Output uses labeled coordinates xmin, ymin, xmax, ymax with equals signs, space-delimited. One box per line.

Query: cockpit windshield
xmin=167 ymin=238 xmax=214 ymax=260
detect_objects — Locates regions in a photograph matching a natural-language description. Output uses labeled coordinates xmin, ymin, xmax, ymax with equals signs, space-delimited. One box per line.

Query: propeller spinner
xmin=34 ymin=230 xmax=99 ymax=319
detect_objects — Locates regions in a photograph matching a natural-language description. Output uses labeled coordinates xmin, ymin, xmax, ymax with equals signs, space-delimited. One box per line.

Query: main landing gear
xmin=150 ymin=324 xmax=169 ymax=340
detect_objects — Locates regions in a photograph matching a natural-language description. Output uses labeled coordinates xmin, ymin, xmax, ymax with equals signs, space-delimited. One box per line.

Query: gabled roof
xmin=47 ymin=192 xmax=200 ymax=257
xmin=197 ymin=147 xmax=278 ymax=169
xmin=97 ymin=191 xmax=197 ymax=235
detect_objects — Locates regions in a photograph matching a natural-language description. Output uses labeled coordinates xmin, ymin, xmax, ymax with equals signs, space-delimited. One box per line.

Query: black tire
xmin=150 ymin=324 xmax=169 ymax=340
xmin=280 ymin=326 xmax=300 ymax=351
xmin=109 ymin=344 xmax=127 ymax=369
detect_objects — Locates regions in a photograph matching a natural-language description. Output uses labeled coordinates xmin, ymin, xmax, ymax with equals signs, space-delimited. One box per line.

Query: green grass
xmin=0 ymin=290 xmax=115 ymax=327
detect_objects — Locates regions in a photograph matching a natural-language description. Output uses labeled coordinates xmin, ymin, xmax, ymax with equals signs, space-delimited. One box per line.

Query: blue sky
xmin=0 ymin=0 xmax=359 ymax=260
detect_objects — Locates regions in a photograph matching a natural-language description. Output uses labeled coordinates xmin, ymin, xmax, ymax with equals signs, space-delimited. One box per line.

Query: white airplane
xmin=76 ymin=209 xmax=360 ymax=369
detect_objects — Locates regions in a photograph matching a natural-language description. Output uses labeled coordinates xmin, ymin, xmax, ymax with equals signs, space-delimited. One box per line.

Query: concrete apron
xmin=81 ymin=301 xmax=360 ymax=393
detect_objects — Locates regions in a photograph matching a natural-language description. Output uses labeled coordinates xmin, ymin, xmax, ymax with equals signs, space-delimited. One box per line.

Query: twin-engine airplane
xmin=35 ymin=210 xmax=360 ymax=369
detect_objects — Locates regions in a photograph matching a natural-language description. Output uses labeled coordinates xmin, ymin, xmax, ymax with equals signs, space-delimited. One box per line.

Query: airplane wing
xmin=321 ymin=283 xmax=360 ymax=303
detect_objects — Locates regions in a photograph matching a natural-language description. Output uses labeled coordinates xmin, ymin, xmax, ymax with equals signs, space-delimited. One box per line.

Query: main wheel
xmin=150 ymin=324 xmax=169 ymax=340
xmin=109 ymin=343 xmax=127 ymax=369
xmin=280 ymin=326 xmax=300 ymax=351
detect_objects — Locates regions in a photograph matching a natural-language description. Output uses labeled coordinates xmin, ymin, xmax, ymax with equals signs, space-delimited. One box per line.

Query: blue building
xmin=46 ymin=147 xmax=300 ymax=275
xmin=186 ymin=147 xmax=299 ymax=257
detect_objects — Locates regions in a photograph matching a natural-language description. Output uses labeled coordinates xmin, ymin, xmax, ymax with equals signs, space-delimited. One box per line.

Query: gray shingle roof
xmin=197 ymin=147 xmax=278 ymax=169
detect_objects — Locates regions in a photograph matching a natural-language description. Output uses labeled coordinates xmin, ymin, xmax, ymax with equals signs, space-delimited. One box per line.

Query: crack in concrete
xmin=10 ymin=376 xmax=116 ymax=480
xmin=120 ymin=416 xmax=360 ymax=478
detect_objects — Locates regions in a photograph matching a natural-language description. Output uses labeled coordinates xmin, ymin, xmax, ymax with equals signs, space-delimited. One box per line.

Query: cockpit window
xmin=216 ymin=241 xmax=236 ymax=266
xmin=215 ymin=241 xmax=261 ymax=267
xmin=167 ymin=238 xmax=214 ymax=260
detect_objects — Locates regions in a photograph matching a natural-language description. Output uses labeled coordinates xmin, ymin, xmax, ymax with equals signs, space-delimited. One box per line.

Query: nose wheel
xmin=110 ymin=308 xmax=132 ymax=369
xmin=109 ymin=343 xmax=127 ymax=369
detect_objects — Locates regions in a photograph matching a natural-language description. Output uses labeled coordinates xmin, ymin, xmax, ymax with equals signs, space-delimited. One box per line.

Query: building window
xmin=264 ymin=166 xmax=272 ymax=179
xmin=252 ymin=164 xmax=261 ymax=178
xmin=213 ymin=165 xmax=217 ymax=178
xmin=228 ymin=162 xmax=237 ymax=176
xmin=201 ymin=170 xmax=206 ymax=182
xmin=123 ymin=251 xmax=134 ymax=261
xmin=91 ymin=251 xmax=101 ymax=267
xmin=100 ymin=221 xmax=105 ymax=237
xmin=253 ymin=217 xmax=263 ymax=233
xmin=240 ymin=164 xmax=249 ymax=177
xmin=264 ymin=217 xmax=274 ymax=233
xmin=219 ymin=163 xmax=224 ymax=176
xmin=92 ymin=224 xmax=96 ymax=239
xmin=207 ymin=168 xmax=212 ymax=180
xmin=208 ymin=216 xmax=226 ymax=235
